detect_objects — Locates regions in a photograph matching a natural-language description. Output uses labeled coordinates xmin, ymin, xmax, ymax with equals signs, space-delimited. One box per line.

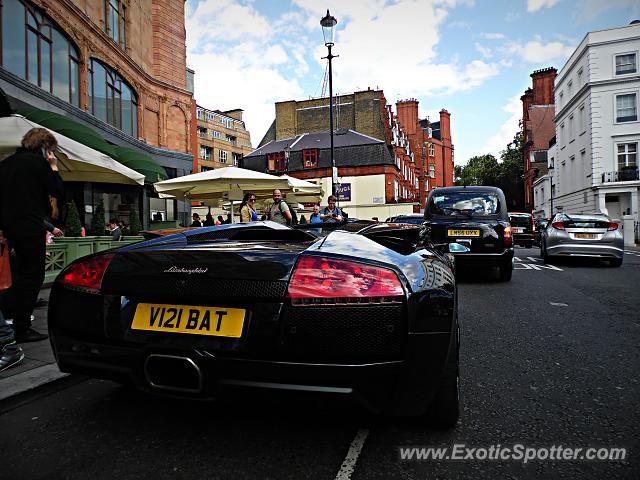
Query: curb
xmin=0 ymin=364 xmax=69 ymax=402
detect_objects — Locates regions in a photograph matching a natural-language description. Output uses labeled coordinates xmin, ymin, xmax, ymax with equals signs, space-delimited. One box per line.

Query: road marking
xmin=526 ymin=256 xmax=541 ymax=263
xmin=550 ymin=302 xmax=569 ymax=307
xmin=335 ymin=428 xmax=369 ymax=480
xmin=514 ymin=258 xmax=563 ymax=271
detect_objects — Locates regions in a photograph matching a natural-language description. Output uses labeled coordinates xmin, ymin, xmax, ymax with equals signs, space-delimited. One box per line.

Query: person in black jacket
xmin=0 ymin=128 xmax=64 ymax=343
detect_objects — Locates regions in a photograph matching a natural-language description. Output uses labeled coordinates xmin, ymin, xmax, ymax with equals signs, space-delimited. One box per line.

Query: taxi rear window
xmin=428 ymin=192 xmax=500 ymax=216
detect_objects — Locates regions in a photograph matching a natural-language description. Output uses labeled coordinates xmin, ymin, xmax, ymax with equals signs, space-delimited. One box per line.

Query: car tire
xmin=525 ymin=242 xmax=533 ymax=249
xmin=610 ymin=258 xmax=623 ymax=268
xmin=421 ymin=327 xmax=460 ymax=429
xmin=498 ymin=264 xmax=513 ymax=281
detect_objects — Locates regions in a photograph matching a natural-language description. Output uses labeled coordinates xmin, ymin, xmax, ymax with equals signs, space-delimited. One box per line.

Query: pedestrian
xmin=107 ymin=218 xmax=122 ymax=241
xmin=264 ymin=189 xmax=292 ymax=225
xmin=320 ymin=195 xmax=343 ymax=223
xmin=0 ymin=128 xmax=64 ymax=342
xmin=240 ymin=193 xmax=258 ymax=222
xmin=216 ymin=215 xmax=224 ymax=226
xmin=224 ymin=213 xmax=232 ymax=224
xmin=0 ymin=305 xmax=23 ymax=371
xmin=309 ymin=204 xmax=322 ymax=224
xmin=190 ymin=213 xmax=203 ymax=227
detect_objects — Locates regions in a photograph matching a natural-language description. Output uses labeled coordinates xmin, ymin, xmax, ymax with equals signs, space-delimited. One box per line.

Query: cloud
xmin=503 ymin=38 xmax=575 ymax=63
xmin=475 ymin=42 xmax=492 ymax=58
xmin=482 ymin=32 xmax=506 ymax=40
xmin=573 ymin=0 xmax=640 ymax=23
xmin=527 ymin=0 xmax=560 ymax=13
xmin=479 ymin=94 xmax=522 ymax=160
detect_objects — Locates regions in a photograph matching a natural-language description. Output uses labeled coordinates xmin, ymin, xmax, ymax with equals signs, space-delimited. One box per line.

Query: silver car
xmin=540 ymin=213 xmax=624 ymax=267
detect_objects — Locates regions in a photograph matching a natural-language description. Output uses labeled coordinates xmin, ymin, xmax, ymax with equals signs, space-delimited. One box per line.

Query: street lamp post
xmin=548 ymin=164 xmax=554 ymax=217
xmin=321 ymin=9 xmax=338 ymax=199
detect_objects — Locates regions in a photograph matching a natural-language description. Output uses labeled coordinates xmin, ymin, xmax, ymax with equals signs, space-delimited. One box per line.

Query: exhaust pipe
xmin=144 ymin=354 xmax=203 ymax=394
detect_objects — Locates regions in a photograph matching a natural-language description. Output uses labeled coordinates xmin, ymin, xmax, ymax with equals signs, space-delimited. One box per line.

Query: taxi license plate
xmin=512 ymin=227 xmax=523 ymax=233
xmin=131 ymin=303 xmax=245 ymax=338
xmin=575 ymin=233 xmax=595 ymax=239
xmin=448 ymin=229 xmax=480 ymax=237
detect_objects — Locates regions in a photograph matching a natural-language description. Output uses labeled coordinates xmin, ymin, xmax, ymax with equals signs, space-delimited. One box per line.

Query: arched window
xmin=0 ymin=0 xmax=80 ymax=105
xmin=88 ymin=58 xmax=138 ymax=137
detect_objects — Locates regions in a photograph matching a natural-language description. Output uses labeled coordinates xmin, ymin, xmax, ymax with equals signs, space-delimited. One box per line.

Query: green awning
xmin=17 ymin=108 xmax=167 ymax=184
xmin=113 ymin=146 xmax=168 ymax=184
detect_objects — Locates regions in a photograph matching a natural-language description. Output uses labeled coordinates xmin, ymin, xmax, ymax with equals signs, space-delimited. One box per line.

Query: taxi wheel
xmin=421 ymin=327 xmax=460 ymax=429
xmin=498 ymin=264 xmax=513 ymax=281
xmin=610 ymin=258 xmax=623 ymax=268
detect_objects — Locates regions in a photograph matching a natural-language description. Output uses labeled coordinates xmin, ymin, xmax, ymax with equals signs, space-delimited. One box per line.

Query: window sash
xmin=303 ymin=149 xmax=318 ymax=168
xmin=616 ymin=54 xmax=637 ymax=75
xmin=617 ymin=143 xmax=638 ymax=169
xmin=267 ymin=152 xmax=287 ymax=171
xmin=616 ymin=94 xmax=638 ymax=122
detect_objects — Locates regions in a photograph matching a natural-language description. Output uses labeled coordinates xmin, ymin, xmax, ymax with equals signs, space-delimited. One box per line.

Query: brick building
xmin=195 ymin=106 xmax=253 ymax=172
xmin=246 ymin=89 xmax=453 ymax=217
xmin=521 ymin=67 xmax=557 ymax=212
xmin=0 ymin=0 xmax=194 ymax=228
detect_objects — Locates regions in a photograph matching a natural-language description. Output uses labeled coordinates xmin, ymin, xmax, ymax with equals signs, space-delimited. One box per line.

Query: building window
xmin=577 ymin=68 xmax=583 ymax=87
xmin=429 ymin=164 xmax=435 ymax=178
xmin=200 ymin=166 xmax=213 ymax=172
xmin=89 ymin=58 xmax=138 ymax=137
xmin=428 ymin=143 xmax=435 ymax=157
xmin=199 ymin=145 xmax=212 ymax=160
xmin=569 ymin=115 xmax=574 ymax=141
xmin=617 ymin=143 xmax=637 ymax=169
xmin=615 ymin=93 xmax=638 ymax=123
xmin=559 ymin=123 xmax=565 ymax=146
xmin=219 ymin=149 xmax=227 ymax=163
xmin=225 ymin=134 xmax=237 ymax=145
xmin=579 ymin=105 xmax=585 ymax=133
xmin=303 ymin=149 xmax=318 ymax=168
xmin=267 ymin=152 xmax=287 ymax=172
xmin=196 ymin=108 xmax=204 ymax=120
xmin=105 ymin=0 xmax=126 ymax=48
xmin=232 ymin=153 xmax=242 ymax=166
xmin=615 ymin=53 xmax=637 ymax=75
xmin=558 ymin=91 xmax=563 ymax=108
xmin=567 ymin=81 xmax=573 ymax=98
xmin=0 ymin=0 xmax=80 ymax=106
xmin=213 ymin=130 xmax=221 ymax=139
xmin=197 ymin=127 xmax=207 ymax=138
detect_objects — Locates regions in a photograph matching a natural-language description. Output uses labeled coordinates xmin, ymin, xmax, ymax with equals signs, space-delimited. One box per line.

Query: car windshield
xmin=555 ymin=215 xmax=610 ymax=229
xmin=509 ymin=215 xmax=531 ymax=227
xmin=389 ymin=216 xmax=423 ymax=224
xmin=429 ymin=192 xmax=500 ymax=216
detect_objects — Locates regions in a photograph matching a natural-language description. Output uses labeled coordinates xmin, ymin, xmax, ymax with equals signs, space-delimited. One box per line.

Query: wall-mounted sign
xmin=372 ymin=196 xmax=384 ymax=204
xmin=337 ymin=183 xmax=351 ymax=202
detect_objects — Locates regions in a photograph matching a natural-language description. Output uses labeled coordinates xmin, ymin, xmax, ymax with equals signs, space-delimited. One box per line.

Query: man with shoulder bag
xmin=0 ymin=232 xmax=24 ymax=370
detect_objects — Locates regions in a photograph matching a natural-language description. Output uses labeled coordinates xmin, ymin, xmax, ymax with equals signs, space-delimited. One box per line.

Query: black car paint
xmin=423 ymin=186 xmax=514 ymax=272
xmin=48 ymin=222 xmax=457 ymax=417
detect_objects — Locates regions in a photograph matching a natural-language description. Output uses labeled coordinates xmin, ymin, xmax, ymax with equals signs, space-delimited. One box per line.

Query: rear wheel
xmin=420 ymin=327 xmax=459 ymax=428
xmin=610 ymin=258 xmax=623 ymax=267
xmin=498 ymin=264 xmax=513 ymax=281
xmin=525 ymin=242 xmax=533 ymax=249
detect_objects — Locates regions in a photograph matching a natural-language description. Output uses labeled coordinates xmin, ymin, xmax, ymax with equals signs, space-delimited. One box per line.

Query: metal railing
xmin=601 ymin=168 xmax=639 ymax=183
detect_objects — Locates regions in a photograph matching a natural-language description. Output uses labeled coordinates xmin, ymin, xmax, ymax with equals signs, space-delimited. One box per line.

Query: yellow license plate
xmin=575 ymin=233 xmax=595 ymax=239
xmin=448 ymin=229 xmax=480 ymax=237
xmin=131 ymin=303 xmax=245 ymax=338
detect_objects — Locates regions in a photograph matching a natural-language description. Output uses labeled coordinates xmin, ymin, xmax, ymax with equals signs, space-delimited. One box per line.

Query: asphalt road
xmin=2 ymin=247 xmax=639 ymax=479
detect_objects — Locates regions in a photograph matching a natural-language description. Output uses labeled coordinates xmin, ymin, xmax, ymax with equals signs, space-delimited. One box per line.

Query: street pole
xmin=321 ymin=10 xmax=338 ymax=201
xmin=328 ymin=43 xmax=336 ymax=198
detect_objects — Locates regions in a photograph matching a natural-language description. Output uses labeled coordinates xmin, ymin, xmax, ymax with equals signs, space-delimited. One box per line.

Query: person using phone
xmin=320 ymin=195 xmax=343 ymax=223
xmin=0 ymin=128 xmax=64 ymax=343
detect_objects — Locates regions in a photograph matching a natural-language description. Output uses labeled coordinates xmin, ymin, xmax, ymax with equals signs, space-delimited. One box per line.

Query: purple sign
xmin=337 ymin=183 xmax=351 ymax=202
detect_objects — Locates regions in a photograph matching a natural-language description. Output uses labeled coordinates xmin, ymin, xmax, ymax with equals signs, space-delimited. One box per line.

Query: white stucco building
xmin=553 ymin=21 xmax=640 ymax=222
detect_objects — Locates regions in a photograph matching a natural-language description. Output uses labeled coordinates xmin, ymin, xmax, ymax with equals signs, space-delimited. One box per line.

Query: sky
xmin=185 ymin=0 xmax=640 ymax=166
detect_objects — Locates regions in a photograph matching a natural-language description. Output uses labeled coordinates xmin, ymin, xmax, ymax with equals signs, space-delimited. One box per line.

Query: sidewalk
xmin=0 ymin=287 xmax=68 ymax=402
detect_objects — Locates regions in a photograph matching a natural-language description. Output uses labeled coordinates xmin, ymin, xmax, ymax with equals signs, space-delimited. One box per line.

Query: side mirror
xmin=448 ymin=242 xmax=471 ymax=253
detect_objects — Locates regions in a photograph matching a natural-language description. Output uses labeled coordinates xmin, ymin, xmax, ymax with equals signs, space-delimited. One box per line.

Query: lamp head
xmin=320 ymin=9 xmax=337 ymax=46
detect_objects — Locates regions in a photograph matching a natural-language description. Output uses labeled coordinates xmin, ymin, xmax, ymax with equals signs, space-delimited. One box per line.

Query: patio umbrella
xmin=0 ymin=115 xmax=144 ymax=185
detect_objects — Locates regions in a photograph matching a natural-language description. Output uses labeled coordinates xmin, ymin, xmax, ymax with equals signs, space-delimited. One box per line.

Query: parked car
xmin=539 ymin=213 xmax=624 ymax=267
xmin=508 ymin=212 xmax=535 ymax=248
xmin=423 ymin=186 xmax=514 ymax=281
xmin=385 ymin=214 xmax=424 ymax=225
xmin=533 ymin=217 xmax=549 ymax=247
xmin=49 ymin=220 xmax=461 ymax=427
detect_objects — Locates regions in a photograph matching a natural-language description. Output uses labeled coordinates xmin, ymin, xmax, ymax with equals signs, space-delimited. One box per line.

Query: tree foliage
xmin=64 ymin=201 xmax=82 ymax=237
xmin=455 ymin=127 xmax=525 ymax=211
xmin=90 ymin=199 xmax=106 ymax=236
xmin=129 ymin=208 xmax=142 ymax=235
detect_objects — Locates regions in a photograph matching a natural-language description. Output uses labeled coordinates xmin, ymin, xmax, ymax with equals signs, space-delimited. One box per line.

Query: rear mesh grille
xmin=279 ymin=304 xmax=406 ymax=362
xmin=105 ymin=277 xmax=287 ymax=301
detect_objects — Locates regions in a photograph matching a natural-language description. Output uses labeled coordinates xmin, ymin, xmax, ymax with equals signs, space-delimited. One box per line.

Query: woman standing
xmin=240 ymin=193 xmax=258 ymax=222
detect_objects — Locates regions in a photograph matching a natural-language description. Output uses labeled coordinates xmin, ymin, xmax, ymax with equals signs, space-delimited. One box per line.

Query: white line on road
xmin=550 ymin=302 xmax=569 ymax=307
xmin=335 ymin=428 xmax=370 ymax=480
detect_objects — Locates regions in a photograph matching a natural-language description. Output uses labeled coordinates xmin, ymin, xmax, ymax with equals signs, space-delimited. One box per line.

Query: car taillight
xmin=551 ymin=221 xmax=565 ymax=230
xmin=607 ymin=222 xmax=618 ymax=231
xmin=503 ymin=225 xmax=513 ymax=247
xmin=532 ymin=216 xmax=536 ymax=232
xmin=287 ymin=256 xmax=404 ymax=304
xmin=59 ymin=254 xmax=114 ymax=292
